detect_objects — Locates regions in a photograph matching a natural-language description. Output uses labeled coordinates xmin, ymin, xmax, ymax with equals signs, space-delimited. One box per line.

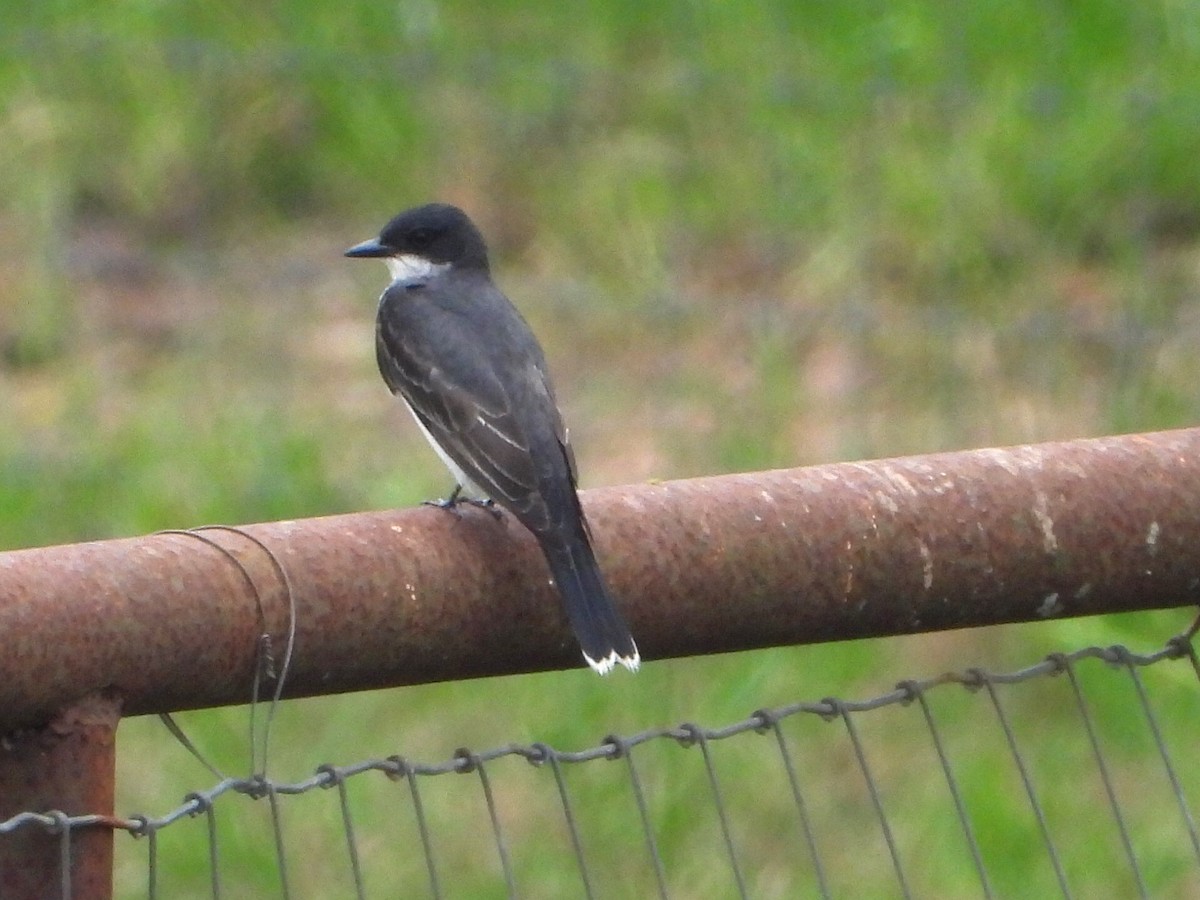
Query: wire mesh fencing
xmin=5 ymin=618 xmax=1196 ymax=898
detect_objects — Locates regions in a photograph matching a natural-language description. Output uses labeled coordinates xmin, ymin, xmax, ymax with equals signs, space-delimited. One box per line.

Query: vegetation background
xmin=2 ymin=0 xmax=1198 ymax=895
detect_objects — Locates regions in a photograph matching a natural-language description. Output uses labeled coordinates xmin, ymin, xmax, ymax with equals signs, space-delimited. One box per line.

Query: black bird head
xmin=345 ymin=203 xmax=490 ymax=273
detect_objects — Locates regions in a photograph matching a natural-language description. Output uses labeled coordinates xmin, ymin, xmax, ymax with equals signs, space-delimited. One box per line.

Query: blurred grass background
xmin=2 ymin=0 xmax=1199 ymax=896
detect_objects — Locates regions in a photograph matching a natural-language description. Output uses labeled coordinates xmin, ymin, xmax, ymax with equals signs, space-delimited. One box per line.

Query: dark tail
xmin=539 ymin=532 xmax=639 ymax=674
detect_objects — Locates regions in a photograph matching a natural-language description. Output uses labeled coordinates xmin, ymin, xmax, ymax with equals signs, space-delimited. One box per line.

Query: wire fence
xmin=4 ymin=616 xmax=1197 ymax=898
xmin=1 ymin=429 xmax=1198 ymax=897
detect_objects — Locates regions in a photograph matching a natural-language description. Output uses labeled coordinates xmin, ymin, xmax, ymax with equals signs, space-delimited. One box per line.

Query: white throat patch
xmin=385 ymin=254 xmax=449 ymax=284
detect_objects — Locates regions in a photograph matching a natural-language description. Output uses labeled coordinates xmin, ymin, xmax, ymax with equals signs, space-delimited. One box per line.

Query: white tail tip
xmin=583 ymin=647 xmax=641 ymax=675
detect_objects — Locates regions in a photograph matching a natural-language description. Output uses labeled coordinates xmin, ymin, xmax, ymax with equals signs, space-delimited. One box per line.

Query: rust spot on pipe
xmin=0 ymin=429 xmax=1198 ymax=731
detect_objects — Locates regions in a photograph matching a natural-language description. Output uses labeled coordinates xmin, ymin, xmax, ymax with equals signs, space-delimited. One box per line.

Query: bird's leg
xmin=423 ymin=484 xmax=465 ymax=511
xmin=422 ymin=485 xmax=503 ymax=521
xmin=464 ymin=497 xmax=504 ymax=521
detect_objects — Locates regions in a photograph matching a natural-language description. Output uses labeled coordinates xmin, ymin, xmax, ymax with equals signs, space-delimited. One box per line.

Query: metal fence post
xmin=0 ymin=692 xmax=121 ymax=899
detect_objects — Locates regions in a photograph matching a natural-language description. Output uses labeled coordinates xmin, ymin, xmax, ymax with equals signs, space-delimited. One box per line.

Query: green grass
xmin=2 ymin=0 xmax=1200 ymax=895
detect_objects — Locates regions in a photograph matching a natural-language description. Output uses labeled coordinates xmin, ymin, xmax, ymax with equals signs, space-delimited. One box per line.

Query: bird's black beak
xmin=344 ymin=238 xmax=391 ymax=258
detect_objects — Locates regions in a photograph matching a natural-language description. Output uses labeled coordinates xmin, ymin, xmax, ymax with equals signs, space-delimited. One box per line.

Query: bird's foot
xmin=423 ymin=483 xmax=465 ymax=514
xmin=465 ymin=497 xmax=504 ymax=521
xmin=423 ymin=494 xmax=459 ymax=512
xmin=422 ymin=487 xmax=503 ymax=521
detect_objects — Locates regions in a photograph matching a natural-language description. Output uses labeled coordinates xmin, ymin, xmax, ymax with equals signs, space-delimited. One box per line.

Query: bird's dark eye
xmin=409 ymin=227 xmax=433 ymax=245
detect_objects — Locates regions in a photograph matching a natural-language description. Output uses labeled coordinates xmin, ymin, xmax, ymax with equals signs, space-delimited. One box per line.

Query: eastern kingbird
xmin=345 ymin=204 xmax=640 ymax=674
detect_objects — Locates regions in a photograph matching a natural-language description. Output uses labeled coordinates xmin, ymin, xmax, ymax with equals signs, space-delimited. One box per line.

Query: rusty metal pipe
xmin=0 ymin=428 xmax=1198 ymax=732
xmin=0 ymin=692 xmax=120 ymax=898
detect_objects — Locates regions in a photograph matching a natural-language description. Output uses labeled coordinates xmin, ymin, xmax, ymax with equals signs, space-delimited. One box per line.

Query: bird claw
xmin=423 ymin=487 xmax=503 ymax=521
xmin=465 ymin=497 xmax=504 ymax=521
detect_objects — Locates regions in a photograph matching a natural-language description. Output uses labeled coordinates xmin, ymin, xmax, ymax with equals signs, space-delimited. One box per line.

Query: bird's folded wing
xmin=376 ymin=302 xmax=558 ymax=530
